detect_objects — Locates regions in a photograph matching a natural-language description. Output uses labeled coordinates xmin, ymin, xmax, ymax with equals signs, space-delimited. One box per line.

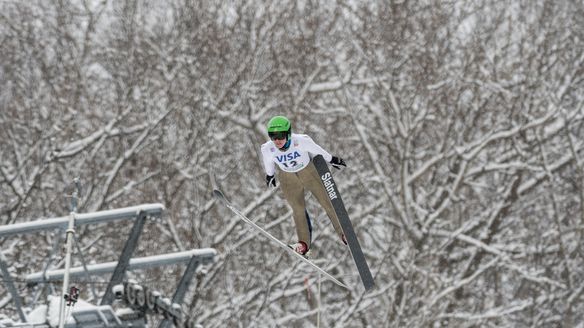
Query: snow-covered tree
xmin=1 ymin=0 xmax=582 ymax=327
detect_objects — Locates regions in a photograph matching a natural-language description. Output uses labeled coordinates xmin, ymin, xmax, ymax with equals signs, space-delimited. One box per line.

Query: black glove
xmin=330 ymin=156 xmax=346 ymax=170
xmin=266 ymin=174 xmax=276 ymax=187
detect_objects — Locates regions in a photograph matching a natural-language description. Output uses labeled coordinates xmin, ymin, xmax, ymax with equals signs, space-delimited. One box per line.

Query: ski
xmin=213 ymin=188 xmax=349 ymax=290
xmin=312 ymin=155 xmax=375 ymax=291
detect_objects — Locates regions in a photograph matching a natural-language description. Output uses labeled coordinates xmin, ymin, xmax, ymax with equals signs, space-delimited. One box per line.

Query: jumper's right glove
xmin=330 ymin=156 xmax=346 ymax=170
xmin=266 ymin=174 xmax=276 ymax=187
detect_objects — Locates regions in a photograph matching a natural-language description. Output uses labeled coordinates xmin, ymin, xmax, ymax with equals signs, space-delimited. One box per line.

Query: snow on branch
xmin=426 ymin=256 xmax=500 ymax=310
xmin=430 ymin=229 xmax=567 ymax=290
xmin=436 ymin=300 xmax=533 ymax=321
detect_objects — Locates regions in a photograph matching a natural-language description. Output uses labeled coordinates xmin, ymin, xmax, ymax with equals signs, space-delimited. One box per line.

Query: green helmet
xmin=267 ymin=116 xmax=292 ymax=140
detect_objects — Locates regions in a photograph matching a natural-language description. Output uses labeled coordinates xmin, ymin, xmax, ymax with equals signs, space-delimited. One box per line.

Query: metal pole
xmin=317 ymin=273 xmax=322 ymax=328
xmin=58 ymin=213 xmax=76 ymax=328
xmin=26 ymin=249 xmax=216 ymax=283
xmin=58 ymin=178 xmax=80 ymax=328
xmin=158 ymin=256 xmax=202 ymax=328
xmin=100 ymin=210 xmax=148 ymax=305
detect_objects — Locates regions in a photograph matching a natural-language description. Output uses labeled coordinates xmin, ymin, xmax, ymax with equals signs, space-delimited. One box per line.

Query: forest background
xmin=1 ymin=0 xmax=583 ymax=327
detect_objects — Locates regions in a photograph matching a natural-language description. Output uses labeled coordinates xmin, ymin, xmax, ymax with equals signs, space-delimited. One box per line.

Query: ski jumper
xmin=261 ymin=133 xmax=344 ymax=249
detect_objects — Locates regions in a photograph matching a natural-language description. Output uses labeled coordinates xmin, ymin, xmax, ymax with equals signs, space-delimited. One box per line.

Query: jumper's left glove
xmin=266 ymin=174 xmax=276 ymax=187
xmin=330 ymin=156 xmax=346 ymax=170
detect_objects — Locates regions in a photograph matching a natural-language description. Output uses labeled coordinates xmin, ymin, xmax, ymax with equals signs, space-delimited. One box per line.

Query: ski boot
xmin=289 ymin=241 xmax=311 ymax=258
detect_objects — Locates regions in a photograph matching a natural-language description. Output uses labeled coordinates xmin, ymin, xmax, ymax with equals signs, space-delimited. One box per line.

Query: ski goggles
xmin=269 ymin=131 xmax=288 ymax=140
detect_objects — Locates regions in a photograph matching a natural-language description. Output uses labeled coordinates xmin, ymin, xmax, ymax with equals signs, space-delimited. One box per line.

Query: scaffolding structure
xmin=0 ymin=197 xmax=216 ymax=328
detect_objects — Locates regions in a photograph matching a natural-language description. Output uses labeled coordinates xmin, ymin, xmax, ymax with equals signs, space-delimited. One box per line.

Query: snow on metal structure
xmin=25 ymin=249 xmax=217 ymax=283
xmin=0 ymin=203 xmax=165 ymax=238
xmin=0 ymin=190 xmax=215 ymax=328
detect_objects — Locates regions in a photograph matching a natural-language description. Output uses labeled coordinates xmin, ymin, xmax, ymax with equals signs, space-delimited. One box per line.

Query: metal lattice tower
xmin=0 ymin=192 xmax=215 ymax=328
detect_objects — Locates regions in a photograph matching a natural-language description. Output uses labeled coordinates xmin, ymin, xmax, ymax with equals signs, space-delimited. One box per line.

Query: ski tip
xmin=212 ymin=189 xmax=224 ymax=200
